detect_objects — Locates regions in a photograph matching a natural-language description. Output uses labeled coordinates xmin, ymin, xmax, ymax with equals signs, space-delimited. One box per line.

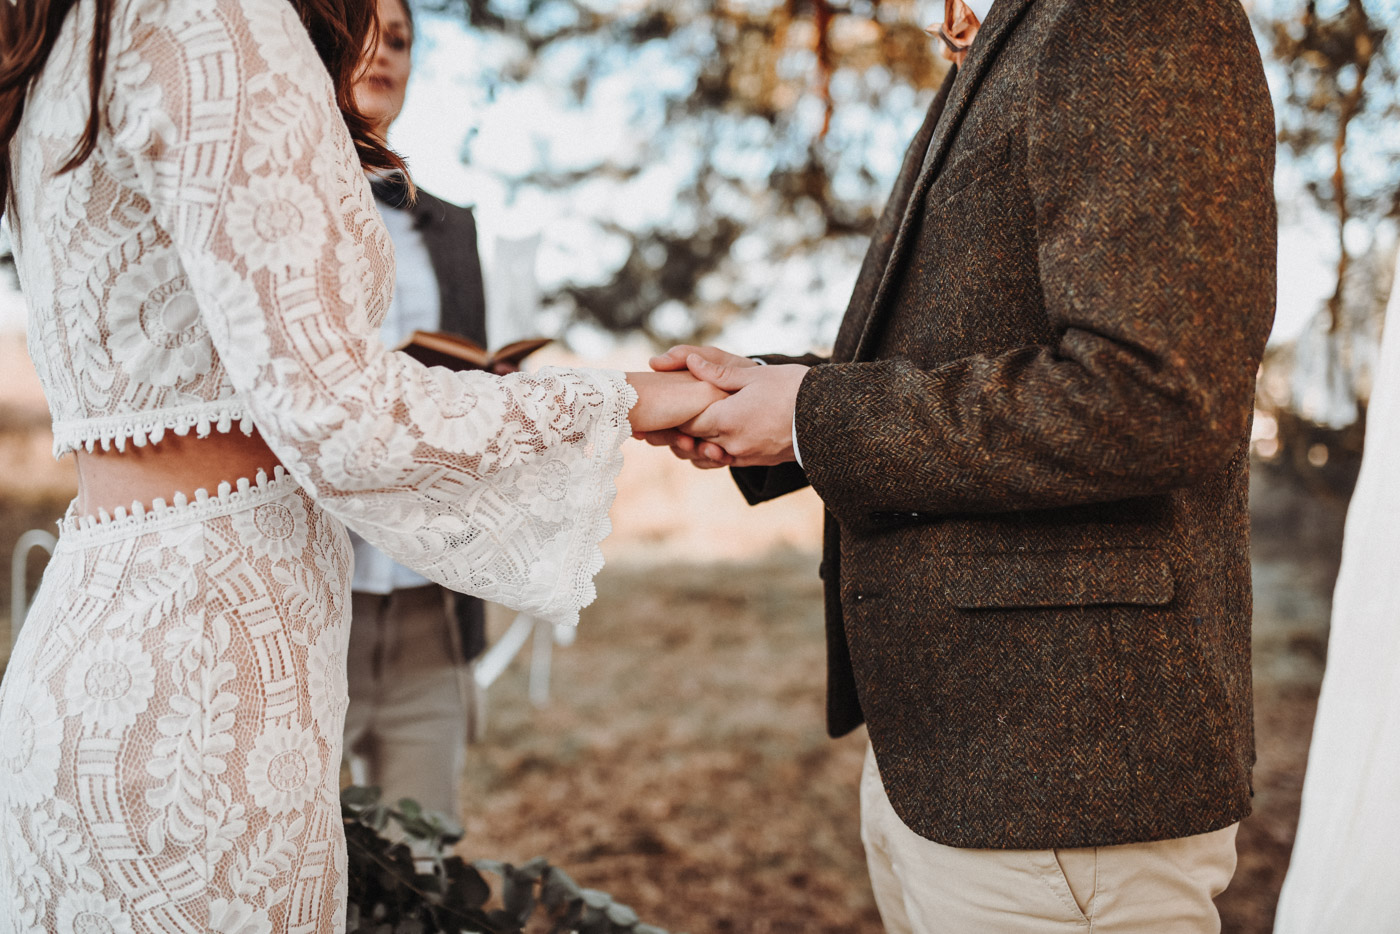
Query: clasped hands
xmin=624 ymin=346 xmax=808 ymax=468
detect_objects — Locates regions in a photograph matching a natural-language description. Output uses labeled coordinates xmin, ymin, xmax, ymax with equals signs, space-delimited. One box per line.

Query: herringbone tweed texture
xmin=733 ymin=0 xmax=1276 ymax=849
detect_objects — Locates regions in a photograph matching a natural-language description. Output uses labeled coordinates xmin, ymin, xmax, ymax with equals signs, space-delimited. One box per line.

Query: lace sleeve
xmin=123 ymin=0 xmax=636 ymax=625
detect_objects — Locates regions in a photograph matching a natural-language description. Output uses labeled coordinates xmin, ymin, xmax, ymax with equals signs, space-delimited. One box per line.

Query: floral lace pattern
xmin=1 ymin=482 xmax=352 ymax=933
xmin=2 ymin=0 xmax=637 ymax=928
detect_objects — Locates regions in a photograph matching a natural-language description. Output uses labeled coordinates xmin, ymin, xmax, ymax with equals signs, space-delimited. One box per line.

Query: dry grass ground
xmin=462 ymin=551 xmax=878 ymax=934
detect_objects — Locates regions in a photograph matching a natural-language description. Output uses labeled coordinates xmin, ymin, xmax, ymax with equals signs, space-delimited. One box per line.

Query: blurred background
xmin=2 ymin=0 xmax=1397 ymax=930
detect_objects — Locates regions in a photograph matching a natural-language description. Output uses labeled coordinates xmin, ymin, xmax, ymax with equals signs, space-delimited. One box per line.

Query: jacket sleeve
xmin=129 ymin=0 xmax=634 ymax=625
xmin=793 ymin=0 xmax=1277 ymax=526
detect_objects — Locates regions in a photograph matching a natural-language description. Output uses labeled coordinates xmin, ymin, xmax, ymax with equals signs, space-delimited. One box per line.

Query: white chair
xmin=9 ymin=528 xmax=57 ymax=651
xmin=473 ymin=612 xmax=573 ymax=709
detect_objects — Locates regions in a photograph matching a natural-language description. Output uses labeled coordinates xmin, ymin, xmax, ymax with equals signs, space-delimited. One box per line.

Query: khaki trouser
xmin=860 ymin=743 xmax=1239 ymax=933
xmin=343 ymin=587 xmax=477 ymax=819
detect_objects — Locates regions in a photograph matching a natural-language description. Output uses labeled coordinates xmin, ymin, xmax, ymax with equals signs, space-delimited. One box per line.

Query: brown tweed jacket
xmin=733 ymin=0 xmax=1276 ymax=849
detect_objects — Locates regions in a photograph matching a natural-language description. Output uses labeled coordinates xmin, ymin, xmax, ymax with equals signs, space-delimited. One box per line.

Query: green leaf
xmin=580 ymin=889 xmax=613 ymax=910
xmin=399 ymin=817 xmax=438 ymax=841
xmin=540 ymin=866 xmax=582 ymax=908
xmin=502 ymin=868 xmax=538 ymax=923
xmin=474 ymin=859 xmax=508 ymax=878
xmin=364 ymin=805 xmax=391 ymax=832
xmin=634 ymin=926 xmax=671 ymax=934
xmin=552 ymin=899 xmax=586 ymax=932
xmin=396 ymin=798 xmax=423 ymax=820
xmin=341 ymin=785 xmax=382 ymax=809
xmin=606 ymin=903 xmax=640 ymax=926
xmin=516 ymin=856 xmax=549 ymax=879
xmin=443 ymin=859 xmax=492 ymax=909
xmin=577 ymin=905 xmax=611 ymax=934
xmin=423 ymin=809 xmax=465 ymax=844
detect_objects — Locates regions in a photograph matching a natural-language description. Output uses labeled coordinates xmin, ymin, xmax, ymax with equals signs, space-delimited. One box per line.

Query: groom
xmin=646 ymin=0 xmax=1276 ymax=929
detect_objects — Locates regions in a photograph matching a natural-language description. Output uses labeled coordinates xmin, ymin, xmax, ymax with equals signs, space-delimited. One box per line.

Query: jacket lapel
xmin=852 ymin=0 xmax=1035 ymax=362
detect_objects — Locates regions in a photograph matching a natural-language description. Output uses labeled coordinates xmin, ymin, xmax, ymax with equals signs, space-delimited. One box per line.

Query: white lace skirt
xmin=0 ymin=469 xmax=352 ymax=933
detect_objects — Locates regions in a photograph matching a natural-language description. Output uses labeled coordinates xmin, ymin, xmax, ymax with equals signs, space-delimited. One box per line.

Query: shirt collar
xmin=964 ymin=0 xmax=994 ymax=23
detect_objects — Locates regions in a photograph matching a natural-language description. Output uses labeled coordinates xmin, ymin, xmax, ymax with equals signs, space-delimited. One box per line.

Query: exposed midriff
xmin=74 ymin=428 xmax=283 ymax=518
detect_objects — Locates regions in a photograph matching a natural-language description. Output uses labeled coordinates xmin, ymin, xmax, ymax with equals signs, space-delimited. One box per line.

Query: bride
xmin=0 ymin=0 xmax=721 ymax=929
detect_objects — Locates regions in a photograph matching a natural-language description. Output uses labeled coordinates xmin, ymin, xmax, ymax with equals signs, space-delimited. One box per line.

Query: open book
xmin=395 ymin=330 xmax=553 ymax=372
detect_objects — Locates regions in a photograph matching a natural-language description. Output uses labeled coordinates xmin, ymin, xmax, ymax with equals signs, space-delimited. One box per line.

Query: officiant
xmin=343 ymin=0 xmax=496 ymax=823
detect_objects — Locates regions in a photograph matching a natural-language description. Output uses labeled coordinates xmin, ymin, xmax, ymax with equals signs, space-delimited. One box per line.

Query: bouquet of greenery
xmin=342 ymin=785 xmax=682 ymax=934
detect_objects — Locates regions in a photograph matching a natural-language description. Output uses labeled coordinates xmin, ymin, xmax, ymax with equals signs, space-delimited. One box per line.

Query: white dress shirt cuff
xmin=750 ymin=356 xmax=802 ymax=467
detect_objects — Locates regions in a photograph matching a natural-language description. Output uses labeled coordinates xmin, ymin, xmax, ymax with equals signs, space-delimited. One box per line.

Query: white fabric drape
xmin=1274 ymin=248 xmax=1400 ymax=933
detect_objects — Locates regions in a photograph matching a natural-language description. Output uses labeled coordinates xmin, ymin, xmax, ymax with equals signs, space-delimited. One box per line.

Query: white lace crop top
xmin=8 ymin=0 xmax=636 ymax=624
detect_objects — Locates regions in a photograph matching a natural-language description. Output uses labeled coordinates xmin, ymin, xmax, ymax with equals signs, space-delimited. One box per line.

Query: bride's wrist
xmin=624 ymin=371 xmax=678 ymax=431
xmin=623 ymin=371 xmax=726 ymax=432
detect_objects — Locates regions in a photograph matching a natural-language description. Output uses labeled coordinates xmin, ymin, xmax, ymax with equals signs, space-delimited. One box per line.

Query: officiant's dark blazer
xmin=734 ymin=0 xmax=1276 ymax=850
xmin=377 ymin=182 xmax=489 ymax=662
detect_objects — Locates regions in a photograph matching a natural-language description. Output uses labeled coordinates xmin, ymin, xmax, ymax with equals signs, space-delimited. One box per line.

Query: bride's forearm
xmin=625 ymin=371 xmax=727 ymax=433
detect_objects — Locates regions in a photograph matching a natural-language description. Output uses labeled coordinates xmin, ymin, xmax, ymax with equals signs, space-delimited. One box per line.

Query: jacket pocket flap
xmin=943 ymin=548 xmax=1175 ymax=609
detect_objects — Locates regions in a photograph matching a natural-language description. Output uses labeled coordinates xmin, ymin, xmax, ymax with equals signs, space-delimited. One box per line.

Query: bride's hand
xmin=625 ymin=371 xmax=728 ymax=434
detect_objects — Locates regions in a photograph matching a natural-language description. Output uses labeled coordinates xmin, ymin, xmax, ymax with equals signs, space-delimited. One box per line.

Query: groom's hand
xmin=679 ymin=355 xmax=807 ymax=468
xmin=637 ymin=345 xmax=761 ymax=468
xmin=637 ymin=427 xmax=734 ymax=469
xmin=649 ymin=344 xmax=757 ymax=375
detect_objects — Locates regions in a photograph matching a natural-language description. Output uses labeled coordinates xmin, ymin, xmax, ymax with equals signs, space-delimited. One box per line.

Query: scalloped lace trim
xmin=57 ymin=465 xmax=299 ymax=548
xmin=51 ymin=401 xmax=256 ymax=458
xmin=529 ymin=370 xmax=637 ymax=628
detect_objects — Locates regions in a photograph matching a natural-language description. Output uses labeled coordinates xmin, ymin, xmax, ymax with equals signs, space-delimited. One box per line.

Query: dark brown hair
xmin=0 ymin=0 xmax=409 ymax=220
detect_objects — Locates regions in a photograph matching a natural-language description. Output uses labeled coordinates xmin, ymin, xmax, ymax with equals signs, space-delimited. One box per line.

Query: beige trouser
xmin=860 ymin=743 xmax=1239 ymax=933
xmin=343 ymin=587 xmax=476 ymax=819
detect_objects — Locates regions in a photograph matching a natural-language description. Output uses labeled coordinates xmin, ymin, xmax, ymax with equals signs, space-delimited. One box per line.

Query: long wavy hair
xmin=0 ymin=0 xmax=409 ymax=221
